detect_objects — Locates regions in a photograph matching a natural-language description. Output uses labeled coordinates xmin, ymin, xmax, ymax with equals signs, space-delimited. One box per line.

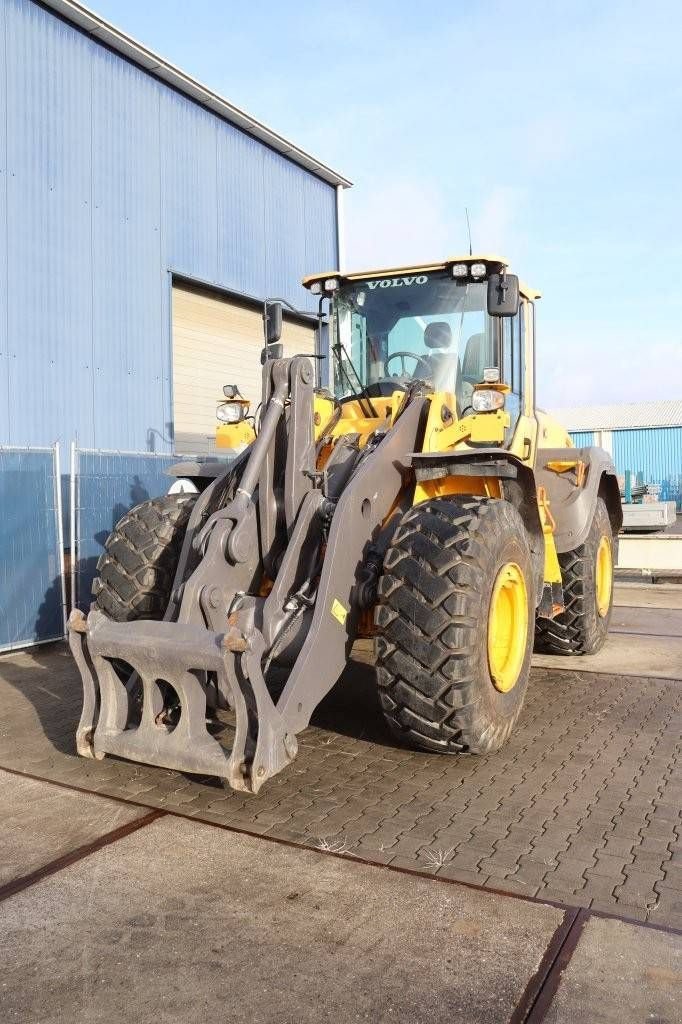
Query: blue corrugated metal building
xmin=0 ymin=0 xmax=349 ymax=454
xmin=554 ymin=400 xmax=682 ymax=509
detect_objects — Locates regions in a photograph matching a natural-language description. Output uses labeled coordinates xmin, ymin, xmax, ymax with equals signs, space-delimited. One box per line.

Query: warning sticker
xmin=330 ymin=598 xmax=348 ymax=626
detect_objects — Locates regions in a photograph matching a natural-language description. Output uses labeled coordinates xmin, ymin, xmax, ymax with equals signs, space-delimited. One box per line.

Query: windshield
xmin=331 ymin=272 xmax=498 ymax=413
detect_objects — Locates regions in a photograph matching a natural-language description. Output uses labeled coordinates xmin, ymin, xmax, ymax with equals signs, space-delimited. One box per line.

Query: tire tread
xmin=534 ymin=498 xmax=613 ymax=656
xmin=374 ymin=498 xmax=533 ymax=755
xmin=92 ymin=494 xmax=195 ymax=622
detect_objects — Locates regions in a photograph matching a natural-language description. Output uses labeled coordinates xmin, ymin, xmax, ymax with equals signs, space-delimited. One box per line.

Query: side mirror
xmin=264 ymin=301 xmax=283 ymax=345
xmin=487 ymin=273 xmax=520 ymax=317
xmin=223 ymin=384 xmax=241 ymax=399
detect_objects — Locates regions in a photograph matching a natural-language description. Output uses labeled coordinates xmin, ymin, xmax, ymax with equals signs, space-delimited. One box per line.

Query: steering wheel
xmin=385 ymin=351 xmax=428 ymax=378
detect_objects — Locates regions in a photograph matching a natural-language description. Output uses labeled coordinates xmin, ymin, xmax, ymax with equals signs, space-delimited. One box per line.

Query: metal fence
xmin=1 ymin=444 xmax=233 ymax=648
xmin=70 ymin=447 xmax=183 ymax=613
xmin=0 ymin=445 xmax=66 ymax=652
xmin=612 ymin=428 xmax=682 ymax=510
xmin=568 ymin=431 xmax=595 ymax=447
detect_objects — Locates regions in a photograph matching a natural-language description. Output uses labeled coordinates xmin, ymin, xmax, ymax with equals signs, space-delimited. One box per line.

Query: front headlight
xmin=217 ymin=402 xmax=244 ymax=424
xmin=472 ymin=389 xmax=506 ymax=413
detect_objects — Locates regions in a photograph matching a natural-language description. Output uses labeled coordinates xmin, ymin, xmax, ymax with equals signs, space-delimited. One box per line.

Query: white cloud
xmin=344 ymin=179 xmax=456 ymax=270
xmin=538 ymin=325 xmax=682 ymax=409
xmin=344 ymin=180 xmax=529 ymax=271
xmin=470 ymin=186 xmax=528 ymax=263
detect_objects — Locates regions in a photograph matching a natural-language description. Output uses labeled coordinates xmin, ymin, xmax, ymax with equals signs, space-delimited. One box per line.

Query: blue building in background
xmin=0 ymin=0 xmax=349 ymax=455
xmin=554 ymin=400 xmax=682 ymax=509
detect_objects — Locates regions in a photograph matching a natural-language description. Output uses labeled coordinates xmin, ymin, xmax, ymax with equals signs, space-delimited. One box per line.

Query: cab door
xmin=503 ymin=298 xmax=537 ymax=463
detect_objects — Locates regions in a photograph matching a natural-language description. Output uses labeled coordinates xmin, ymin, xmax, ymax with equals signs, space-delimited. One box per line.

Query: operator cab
xmin=303 ymin=256 xmax=540 ymax=422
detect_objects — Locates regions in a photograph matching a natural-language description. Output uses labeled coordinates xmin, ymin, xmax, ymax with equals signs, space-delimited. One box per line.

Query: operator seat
xmin=423 ymin=321 xmax=459 ymax=390
xmin=456 ymin=332 xmax=488 ymax=411
xmin=424 ymin=321 xmax=453 ymax=350
xmin=461 ymin=332 xmax=486 ymax=386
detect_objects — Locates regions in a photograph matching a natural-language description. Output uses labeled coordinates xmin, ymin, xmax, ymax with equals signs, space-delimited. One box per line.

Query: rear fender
xmin=535 ymin=447 xmax=623 ymax=554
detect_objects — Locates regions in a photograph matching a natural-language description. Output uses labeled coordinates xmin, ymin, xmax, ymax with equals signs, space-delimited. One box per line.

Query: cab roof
xmin=302 ymin=254 xmax=541 ymax=301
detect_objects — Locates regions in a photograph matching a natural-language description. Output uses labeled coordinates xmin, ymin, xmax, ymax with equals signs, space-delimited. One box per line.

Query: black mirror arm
xmin=263 ymin=296 xmax=320 ymax=353
xmin=264 ymin=296 xmax=311 ymax=320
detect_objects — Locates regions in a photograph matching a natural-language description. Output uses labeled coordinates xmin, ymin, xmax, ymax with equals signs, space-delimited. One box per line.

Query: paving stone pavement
xmin=0 ymin=642 xmax=680 ymax=928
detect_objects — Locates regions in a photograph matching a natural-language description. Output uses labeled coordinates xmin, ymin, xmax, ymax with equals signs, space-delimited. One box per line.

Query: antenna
xmin=465 ymin=207 xmax=473 ymax=256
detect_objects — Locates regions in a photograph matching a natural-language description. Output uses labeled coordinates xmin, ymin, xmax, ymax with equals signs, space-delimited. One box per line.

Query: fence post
xmin=54 ymin=442 xmax=68 ymax=634
xmin=69 ymin=441 xmax=77 ymax=615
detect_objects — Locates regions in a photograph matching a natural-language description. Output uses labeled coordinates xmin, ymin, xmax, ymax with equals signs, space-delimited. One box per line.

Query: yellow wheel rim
xmin=487 ymin=562 xmax=528 ymax=693
xmin=595 ymin=535 xmax=613 ymax=618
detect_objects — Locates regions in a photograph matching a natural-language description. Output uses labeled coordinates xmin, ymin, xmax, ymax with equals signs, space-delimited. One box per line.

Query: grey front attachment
xmin=69 ymin=357 xmax=424 ymax=792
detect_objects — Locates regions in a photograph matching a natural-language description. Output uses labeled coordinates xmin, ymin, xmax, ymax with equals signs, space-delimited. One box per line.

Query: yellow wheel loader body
xmin=69 ymin=254 xmax=621 ymax=791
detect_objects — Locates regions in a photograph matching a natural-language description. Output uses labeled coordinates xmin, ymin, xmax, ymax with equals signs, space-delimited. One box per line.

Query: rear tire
xmin=534 ymin=497 xmax=614 ymax=655
xmin=92 ymin=494 xmax=196 ymax=622
xmin=374 ymin=497 xmax=535 ymax=755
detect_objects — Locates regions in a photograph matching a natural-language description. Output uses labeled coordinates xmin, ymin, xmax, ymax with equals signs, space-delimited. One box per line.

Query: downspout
xmin=335 ymin=184 xmax=346 ymax=273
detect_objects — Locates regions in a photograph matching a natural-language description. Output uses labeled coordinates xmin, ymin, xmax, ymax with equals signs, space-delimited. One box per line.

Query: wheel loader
xmin=69 ymin=255 xmax=622 ymax=793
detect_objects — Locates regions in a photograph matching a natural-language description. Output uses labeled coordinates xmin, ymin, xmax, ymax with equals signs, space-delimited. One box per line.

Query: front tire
xmin=534 ymin=497 xmax=614 ymax=655
xmin=374 ymin=498 xmax=535 ymax=755
xmin=92 ymin=494 xmax=196 ymax=622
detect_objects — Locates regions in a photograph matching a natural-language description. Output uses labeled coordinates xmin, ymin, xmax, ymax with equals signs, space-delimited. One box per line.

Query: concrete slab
xmin=610 ymin=605 xmax=682 ymax=637
xmin=532 ymin=632 xmax=682 ymax=679
xmin=618 ymin=533 xmax=682 ymax=573
xmin=1 ymin=644 xmax=681 ymax=927
xmin=614 ymin=582 xmax=682 ymax=610
xmin=545 ymin=915 xmax=682 ymax=1024
xmin=0 ymin=815 xmax=564 ymax=1024
xmin=0 ymin=768 xmax=146 ymax=888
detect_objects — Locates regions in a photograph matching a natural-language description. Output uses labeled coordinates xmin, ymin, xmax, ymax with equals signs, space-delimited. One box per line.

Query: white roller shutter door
xmin=172 ymin=282 xmax=315 ymax=454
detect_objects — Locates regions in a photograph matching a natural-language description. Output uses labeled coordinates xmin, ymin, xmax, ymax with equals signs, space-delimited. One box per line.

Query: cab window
xmin=502 ymin=302 xmax=525 ymax=425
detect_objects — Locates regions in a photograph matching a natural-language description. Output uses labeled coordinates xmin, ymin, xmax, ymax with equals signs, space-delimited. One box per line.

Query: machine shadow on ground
xmin=310 ymin=656 xmax=408 ymax=750
xmin=0 ymin=641 xmax=405 ymax=772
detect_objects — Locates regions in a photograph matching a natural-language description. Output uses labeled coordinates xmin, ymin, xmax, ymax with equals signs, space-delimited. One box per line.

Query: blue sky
xmin=93 ymin=0 xmax=682 ymax=409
